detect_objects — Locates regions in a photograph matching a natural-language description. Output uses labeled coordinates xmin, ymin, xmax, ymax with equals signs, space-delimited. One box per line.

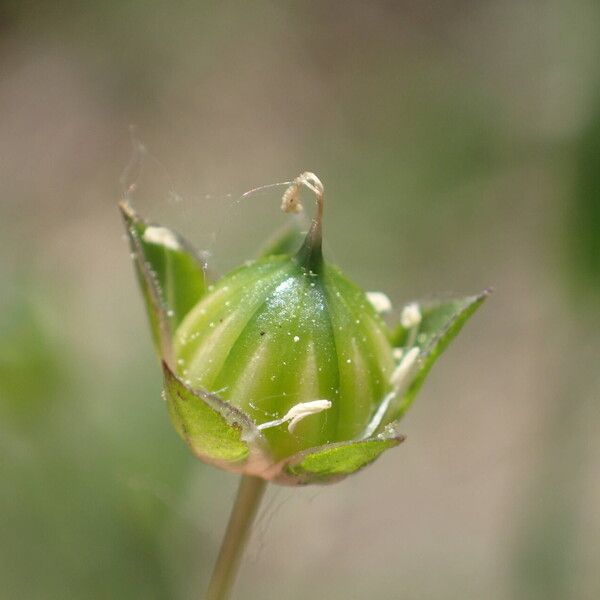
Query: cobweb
xmin=119 ymin=129 xmax=310 ymax=275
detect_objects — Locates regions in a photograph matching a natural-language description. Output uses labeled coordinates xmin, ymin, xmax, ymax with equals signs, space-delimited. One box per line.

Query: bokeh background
xmin=1 ymin=2 xmax=599 ymax=599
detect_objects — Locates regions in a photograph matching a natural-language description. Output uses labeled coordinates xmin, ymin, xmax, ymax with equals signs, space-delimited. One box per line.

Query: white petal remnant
xmin=362 ymin=346 xmax=422 ymax=438
xmin=143 ymin=226 xmax=181 ymax=251
xmin=400 ymin=302 xmax=422 ymax=329
xmin=390 ymin=346 xmax=420 ymax=388
xmin=257 ymin=399 xmax=332 ymax=433
xmin=366 ymin=291 xmax=392 ymax=314
xmin=286 ymin=400 xmax=332 ymax=433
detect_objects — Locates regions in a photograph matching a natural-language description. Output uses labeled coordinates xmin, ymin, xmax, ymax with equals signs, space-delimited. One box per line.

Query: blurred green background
xmin=1 ymin=2 xmax=599 ymax=599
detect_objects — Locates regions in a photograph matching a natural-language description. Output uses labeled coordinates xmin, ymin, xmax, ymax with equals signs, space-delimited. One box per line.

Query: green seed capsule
xmin=121 ymin=170 xmax=488 ymax=484
xmin=174 ymin=182 xmax=395 ymax=458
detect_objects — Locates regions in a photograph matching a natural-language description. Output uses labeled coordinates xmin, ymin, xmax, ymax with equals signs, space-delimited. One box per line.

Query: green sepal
xmin=383 ymin=289 xmax=490 ymax=425
xmin=120 ymin=200 xmax=208 ymax=361
xmin=258 ymin=222 xmax=306 ymax=258
xmin=162 ymin=361 xmax=272 ymax=468
xmin=279 ymin=423 xmax=405 ymax=485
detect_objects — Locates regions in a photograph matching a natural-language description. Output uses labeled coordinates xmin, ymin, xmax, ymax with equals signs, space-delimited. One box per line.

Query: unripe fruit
xmin=174 ymin=253 xmax=395 ymax=459
xmin=121 ymin=170 xmax=488 ymax=484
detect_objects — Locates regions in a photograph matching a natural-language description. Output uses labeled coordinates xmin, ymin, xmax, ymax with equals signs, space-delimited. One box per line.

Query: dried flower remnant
xmin=400 ymin=302 xmax=422 ymax=329
xmin=257 ymin=399 xmax=333 ymax=433
xmin=367 ymin=291 xmax=393 ymax=314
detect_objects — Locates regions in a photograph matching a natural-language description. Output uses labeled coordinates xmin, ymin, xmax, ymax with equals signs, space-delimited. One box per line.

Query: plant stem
xmin=206 ymin=475 xmax=267 ymax=600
